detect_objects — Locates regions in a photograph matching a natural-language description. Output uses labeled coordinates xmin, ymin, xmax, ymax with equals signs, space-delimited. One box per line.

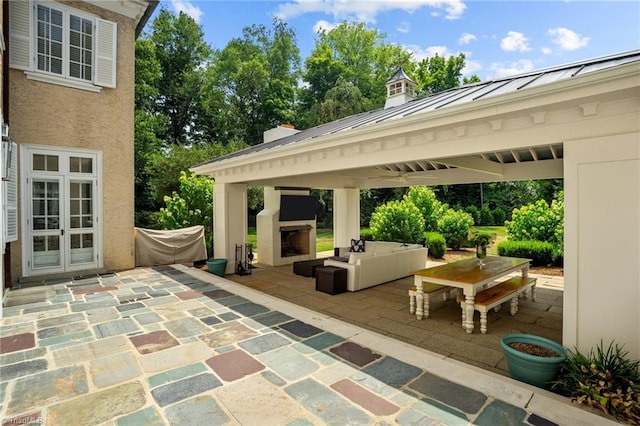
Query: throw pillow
xmin=349 ymin=238 xmax=365 ymax=253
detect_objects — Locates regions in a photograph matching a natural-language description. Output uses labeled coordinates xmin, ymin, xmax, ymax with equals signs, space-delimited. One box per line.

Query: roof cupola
xmin=384 ymin=68 xmax=417 ymax=109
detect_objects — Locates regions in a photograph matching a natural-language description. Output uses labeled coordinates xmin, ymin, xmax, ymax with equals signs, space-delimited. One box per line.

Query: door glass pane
xmin=33 ymin=235 xmax=60 ymax=268
xmin=70 ymin=181 xmax=92 ymax=229
xmin=32 ymin=180 xmax=59 ymax=230
xmin=70 ymin=233 xmax=93 ymax=264
xmin=70 ymin=157 xmax=93 ymax=173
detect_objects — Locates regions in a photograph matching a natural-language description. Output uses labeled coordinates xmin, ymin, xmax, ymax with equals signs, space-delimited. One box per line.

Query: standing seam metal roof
xmin=200 ymin=50 xmax=640 ymax=166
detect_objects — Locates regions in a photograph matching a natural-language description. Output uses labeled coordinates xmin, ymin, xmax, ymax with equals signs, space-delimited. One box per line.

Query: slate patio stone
xmin=90 ymin=352 xmax=141 ymax=388
xmin=329 ymin=341 xmax=381 ymax=367
xmin=164 ymin=395 xmax=230 ymax=425
xmin=258 ymin=346 xmax=319 ymax=381
xmin=228 ymin=301 xmax=270 ymax=317
xmin=151 ymin=373 xmax=222 ymax=407
xmin=94 ymin=318 xmax=139 ymax=338
xmin=279 ymin=320 xmax=323 ymax=339
xmin=0 ymin=333 xmax=35 ymax=354
xmin=200 ymin=316 xmax=222 ymax=326
xmin=285 ymin=377 xmax=371 ymax=425
xmin=129 ymin=330 xmax=180 ymax=354
xmin=473 ymin=399 xmax=528 ymax=425
xmin=46 ymin=381 xmax=146 ymax=425
xmin=116 ymin=406 xmax=165 ymax=426
xmin=199 ymin=323 xmax=259 ymax=349
xmin=205 ymin=349 xmax=265 ymax=381
xmin=117 ymin=302 xmax=146 ymax=312
xmin=164 ymin=316 xmax=211 ymax=338
xmin=0 ymin=359 xmax=48 ymax=381
xmin=361 ymin=356 xmax=422 ymax=388
xmin=301 ymin=332 xmax=344 ymax=351
xmin=252 ymin=310 xmax=294 ymax=327
xmin=148 ymin=363 xmax=208 ymax=388
xmin=238 ymin=332 xmax=291 ymax=355
xmin=330 ymin=379 xmax=399 ymax=416
xmin=7 ymin=366 xmax=88 ymax=415
xmin=37 ymin=322 xmax=87 ymax=339
xmin=409 ymin=372 xmax=487 ymax=414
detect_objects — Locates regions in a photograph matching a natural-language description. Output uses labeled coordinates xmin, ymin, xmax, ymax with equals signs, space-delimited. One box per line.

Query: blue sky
xmin=150 ymin=1 xmax=640 ymax=80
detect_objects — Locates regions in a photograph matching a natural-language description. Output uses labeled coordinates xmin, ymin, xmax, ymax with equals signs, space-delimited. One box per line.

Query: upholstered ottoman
xmin=293 ymin=259 xmax=326 ymax=278
xmin=315 ymin=266 xmax=347 ymax=295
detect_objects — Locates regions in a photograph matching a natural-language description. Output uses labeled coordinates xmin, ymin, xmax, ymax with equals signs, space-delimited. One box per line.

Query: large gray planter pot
xmin=501 ymin=333 xmax=567 ymax=388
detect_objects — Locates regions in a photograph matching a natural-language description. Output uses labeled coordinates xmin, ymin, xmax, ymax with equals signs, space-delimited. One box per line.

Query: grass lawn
xmin=247 ymin=227 xmax=334 ymax=253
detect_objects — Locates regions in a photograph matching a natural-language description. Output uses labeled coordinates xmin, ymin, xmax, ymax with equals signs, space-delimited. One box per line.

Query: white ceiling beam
xmin=434 ymin=156 xmax=504 ymax=176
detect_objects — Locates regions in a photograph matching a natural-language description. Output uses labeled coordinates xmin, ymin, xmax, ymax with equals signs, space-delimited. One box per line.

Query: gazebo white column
xmin=213 ymin=182 xmax=247 ymax=274
xmin=563 ymin=133 xmax=640 ymax=359
xmin=333 ymin=188 xmax=361 ymax=248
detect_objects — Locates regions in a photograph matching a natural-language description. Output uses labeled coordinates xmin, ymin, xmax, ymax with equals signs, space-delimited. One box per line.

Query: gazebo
xmin=192 ymin=50 xmax=640 ymax=359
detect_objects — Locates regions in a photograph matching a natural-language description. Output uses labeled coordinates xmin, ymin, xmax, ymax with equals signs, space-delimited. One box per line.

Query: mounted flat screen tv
xmin=279 ymin=195 xmax=318 ymax=221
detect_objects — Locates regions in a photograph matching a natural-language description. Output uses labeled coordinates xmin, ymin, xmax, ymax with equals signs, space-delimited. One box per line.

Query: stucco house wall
xmin=8 ymin=1 xmax=138 ymax=279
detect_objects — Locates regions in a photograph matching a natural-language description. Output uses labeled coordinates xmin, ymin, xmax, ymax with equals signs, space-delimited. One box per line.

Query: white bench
xmin=461 ymin=276 xmax=537 ymax=334
xmin=409 ymin=283 xmax=457 ymax=318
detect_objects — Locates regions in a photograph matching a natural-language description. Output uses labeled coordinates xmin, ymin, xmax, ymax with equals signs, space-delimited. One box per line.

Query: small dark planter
xmin=206 ymin=258 xmax=228 ymax=277
xmin=501 ymin=333 xmax=566 ymax=388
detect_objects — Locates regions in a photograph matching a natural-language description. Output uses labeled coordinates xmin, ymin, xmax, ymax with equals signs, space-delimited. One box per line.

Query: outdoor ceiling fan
xmin=368 ymin=170 xmax=436 ymax=182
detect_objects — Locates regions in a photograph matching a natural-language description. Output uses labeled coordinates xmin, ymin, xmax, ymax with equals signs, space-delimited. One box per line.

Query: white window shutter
xmin=9 ymin=0 xmax=31 ymax=70
xmin=95 ymin=19 xmax=117 ymax=88
xmin=5 ymin=142 xmax=18 ymax=243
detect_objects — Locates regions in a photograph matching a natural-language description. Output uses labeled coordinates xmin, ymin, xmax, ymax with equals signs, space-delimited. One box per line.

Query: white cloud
xmin=459 ymin=32 xmax=476 ymax=45
xmin=547 ymin=27 xmax=589 ymax=51
xmin=541 ymin=47 xmax=553 ymax=55
xmin=462 ymin=59 xmax=482 ymax=77
xmin=275 ymin=0 xmax=466 ymax=24
xmin=170 ymin=0 xmax=204 ymax=23
xmin=397 ymin=21 xmax=411 ymax=33
xmin=403 ymin=44 xmax=452 ymax=62
xmin=489 ymin=59 xmax=535 ymax=79
xmin=313 ymin=20 xmax=337 ymax=34
xmin=500 ymin=31 xmax=531 ymax=52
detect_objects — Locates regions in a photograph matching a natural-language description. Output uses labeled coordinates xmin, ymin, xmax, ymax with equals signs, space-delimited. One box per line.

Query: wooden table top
xmin=413 ymin=256 xmax=531 ymax=285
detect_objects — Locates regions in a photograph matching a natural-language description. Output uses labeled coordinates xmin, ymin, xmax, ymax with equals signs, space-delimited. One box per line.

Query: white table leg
xmin=413 ymin=275 xmax=425 ymax=320
xmin=463 ymin=292 xmax=475 ymax=333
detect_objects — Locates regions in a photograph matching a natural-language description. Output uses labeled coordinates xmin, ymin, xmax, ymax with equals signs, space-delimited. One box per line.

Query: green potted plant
xmin=501 ymin=333 xmax=567 ymax=389
xmin=550 ymin=340 xmax=640 ymax=424
xmin=469 ymin=230 xmax=495 ymax=266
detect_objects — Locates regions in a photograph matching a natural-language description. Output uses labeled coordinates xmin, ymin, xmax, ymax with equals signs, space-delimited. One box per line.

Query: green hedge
xmin=496 ymin=240 xmax=555 ymax=266
xmin=424 ymin=232 xmax=446 ymax=258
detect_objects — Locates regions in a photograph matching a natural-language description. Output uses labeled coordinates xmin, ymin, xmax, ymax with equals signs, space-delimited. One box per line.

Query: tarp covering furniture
xmin=134 ymin=226 xmax=207 ymax=266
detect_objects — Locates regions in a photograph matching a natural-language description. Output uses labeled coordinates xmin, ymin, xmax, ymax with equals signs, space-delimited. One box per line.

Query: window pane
xmin=33 ymin=154 xmax=45 ymax=171
xmin=69 ymin=62 xmax=80 ymax=79
xmin=70 ymin=182 xmax=80 ymax=198
xmin=47 ymin=217 xmax=59 ymax=230
xmin=33 ymin=236 xmax=46 ymax=252
xmin=82 ymin=200 xmax=92 ymax=214
xmin=70 ymin=200 xmax=80 ymax=215
xmin=83 ymin=234 xmax=93 ymax=247
xmin=51 ymin=26 xmax=62 ymax=42
xmin=70 ymin=31 xmax=80 ymax=48
xmin=83 ymin=20 xmax=92 ymax=34
xmin=70 ymin=46 xmax=80 ymax=63
xmin=82 ymin=184 xmax=92 ymax=198
xmin=33 ymin=217 xmax=46 ymax=230
xmin=84 ymin=51 xmax=92 ymax=66
xmin=81 ymin=158 xmax=92 ymax=173
xmin=71 ymin=234 xmax=81 ymax=249
xmin=37 ymin=5 xmax=47 ymax=21
xmin=47 ymin=155 xmax=59 ymax=171
xmin=47 ymin=182 xmax=59 ymax=197
xmin=82 ymin=216 xmax=92 ymax=228
xmin=51 ymin=58 xmax=62 ymax=75
xmin=48 ymin=235 xmax=60 ymax=250
xmin=70 ymin=157 xmax=80 ymax=173
xmin=47 ymin=200 xmax=59 ymax=216
xmin=51 ymin=9 xmax=62 ymax=26
xmin=70 ymin=15 xmax=80 ymax=31
xmin=33 ymin=200 xmax=45 ymax=216
xmin=33 ymin=181 xmax=45 ymax=198
xmin=51 ymin=41 xmax=62 ymax=59
xmin=70 ymin=217 xmax=80 ymax=228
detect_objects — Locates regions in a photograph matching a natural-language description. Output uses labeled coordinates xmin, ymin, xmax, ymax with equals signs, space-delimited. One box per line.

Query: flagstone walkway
xmin=0 ymin=265 xmax=613 ymax=425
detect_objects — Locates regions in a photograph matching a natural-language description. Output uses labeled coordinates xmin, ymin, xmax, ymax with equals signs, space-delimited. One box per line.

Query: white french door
xmin=23 ymin=147 xmax=101 ymax=276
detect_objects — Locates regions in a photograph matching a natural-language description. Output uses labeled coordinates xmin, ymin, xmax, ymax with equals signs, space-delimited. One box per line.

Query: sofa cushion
xmin=348 ymin=252 xmax=372 ymax=264
xmin=349 ymin=238 xmax=366 ymax=253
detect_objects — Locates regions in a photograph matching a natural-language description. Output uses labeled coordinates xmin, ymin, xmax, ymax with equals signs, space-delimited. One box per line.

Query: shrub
xmin=369 ymin=200 xmax=424 ymax=243
xmin=505 ymin=194 xmax=563 ymax=246
xmin=465 ymin=205 xmax=480 ymax=225
xmin=424 ymin=232 xmax=446 ymax=258
xmin=404 ymin=186 xmax=446 ymax=231
xmin=359 ymin=228 xmax=374 ymax=241
xmin=496 ymin=240 xmax=554 ymax=266
xmin=158 ymin=171 xmax=213 ymax=234
xmin=479 ymin=205 xmax=494 ymax=226
xmin=491 ymin=207 xmax=506 ymax=226
xmin=437 ymin=209 xmax=474 ymax=250
xmin=551 ymin=341 xmax=640 ymax=424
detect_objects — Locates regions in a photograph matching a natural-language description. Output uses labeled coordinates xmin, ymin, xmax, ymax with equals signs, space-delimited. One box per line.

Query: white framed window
xmin=9 ymin=0 xmax=117 ymax=90
xmin=389 ymin=82 xmax=403 ymax=96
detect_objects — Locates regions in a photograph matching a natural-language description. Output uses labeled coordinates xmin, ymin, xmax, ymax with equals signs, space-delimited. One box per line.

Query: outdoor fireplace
xmin=280 ymin=225 xmax=311 ymax=258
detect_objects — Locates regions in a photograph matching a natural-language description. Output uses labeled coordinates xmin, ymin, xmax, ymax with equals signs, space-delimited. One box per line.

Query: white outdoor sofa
xmin=323 ymin=241 xmax=428 ymax=292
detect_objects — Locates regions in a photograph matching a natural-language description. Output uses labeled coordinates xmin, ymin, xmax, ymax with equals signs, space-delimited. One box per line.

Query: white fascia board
xmin=83 ymin=0 xmax=149 ymax=20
